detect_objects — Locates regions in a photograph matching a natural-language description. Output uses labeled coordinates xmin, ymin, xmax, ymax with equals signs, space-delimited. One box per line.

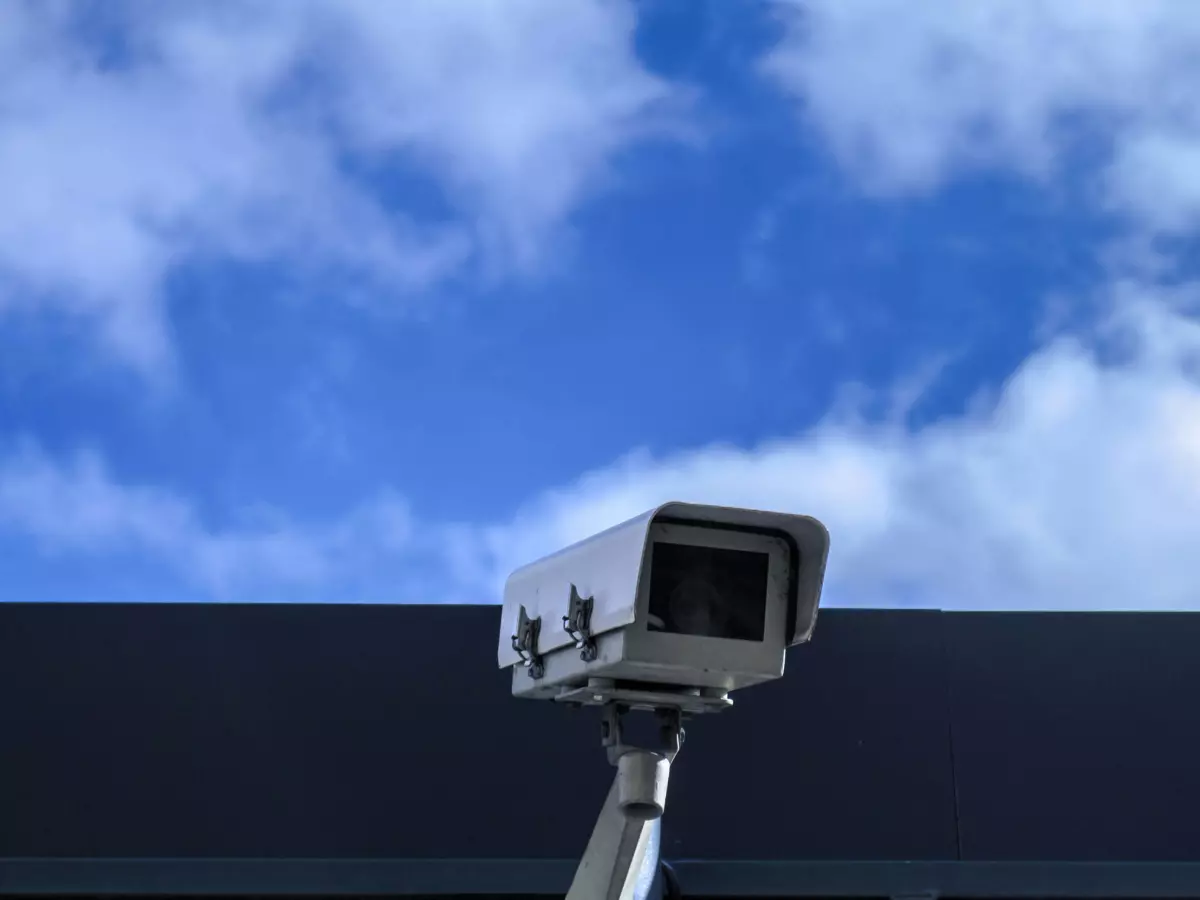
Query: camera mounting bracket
xmin=556 ymin=677 xmax=733 ymax=715
xmin=565 ymin=702 xmax=690 ymax=900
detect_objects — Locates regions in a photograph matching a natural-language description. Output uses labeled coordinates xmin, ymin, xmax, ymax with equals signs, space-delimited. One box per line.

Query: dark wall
xmin=664 ymin=609 xmax=956 ymax=861
xmin=945 ymin=611 xmax=1200 ymax=862
xmin=1 ymin=604 xmax=1198 ymax=864
xmin=1 ymin=604 xmax=601 ymax=860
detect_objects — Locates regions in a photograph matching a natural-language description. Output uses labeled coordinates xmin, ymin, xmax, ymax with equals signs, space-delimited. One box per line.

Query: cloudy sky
xmin=1 ymin=0 xmax=1198 ymax=609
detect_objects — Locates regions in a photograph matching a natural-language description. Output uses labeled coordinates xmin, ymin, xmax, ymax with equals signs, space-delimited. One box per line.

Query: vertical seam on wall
xmin=940 ymin=610 xmax=964 ymax=861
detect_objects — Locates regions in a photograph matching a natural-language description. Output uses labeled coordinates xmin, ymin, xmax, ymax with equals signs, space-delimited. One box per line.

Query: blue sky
xmin=1 ymin=0 xmax=1199 ymax=608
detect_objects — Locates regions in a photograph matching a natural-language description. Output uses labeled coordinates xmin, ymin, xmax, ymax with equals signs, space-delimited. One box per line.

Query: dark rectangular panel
xmin=669 ymin=859 xmax=1200 ymax=898
xmin=663 ymin=609 xmax=958 ymax=861
xmin=0 ymin=858 xmax=577 ymax=896
xmin=0 ymin=605 xmax=957 ymax=865
xmin=945 ymin=612 xmax=1200 ymax=861
xmin=0 ymin=603 xmax=609 ymax=859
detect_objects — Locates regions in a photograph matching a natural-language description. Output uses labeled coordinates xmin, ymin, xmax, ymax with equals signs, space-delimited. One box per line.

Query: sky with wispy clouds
xmin=1 ymin=0 xmax=1198 ymax=609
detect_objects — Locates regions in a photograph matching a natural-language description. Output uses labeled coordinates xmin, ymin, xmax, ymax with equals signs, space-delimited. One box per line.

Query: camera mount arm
xmin=566 ymin=706 xmax=685 ymax=900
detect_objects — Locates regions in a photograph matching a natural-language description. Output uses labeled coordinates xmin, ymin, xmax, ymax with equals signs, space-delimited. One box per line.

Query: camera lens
xmin=667 ymin=575 xmax=724 ymax=635
xmin=647 ymin=541 xmax=768 ymax=641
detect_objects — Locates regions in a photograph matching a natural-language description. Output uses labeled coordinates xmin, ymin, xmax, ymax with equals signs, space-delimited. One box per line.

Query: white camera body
xmin=496 ymin=502 xmax=830 ymax=711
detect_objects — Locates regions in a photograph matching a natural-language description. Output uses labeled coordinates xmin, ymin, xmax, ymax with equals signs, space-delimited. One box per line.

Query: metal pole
xmin=565 ymin=751 xmax=669 ymax=900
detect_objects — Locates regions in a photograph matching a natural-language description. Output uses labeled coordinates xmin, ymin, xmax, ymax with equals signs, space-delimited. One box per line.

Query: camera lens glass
xmin=646 ymin=542 xmax=769 ymax=641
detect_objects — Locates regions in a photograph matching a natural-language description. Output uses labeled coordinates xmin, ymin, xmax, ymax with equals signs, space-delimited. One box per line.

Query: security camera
xmin=496 ymin=501 xmax=829 ymax=714
xmin=497 ymin=503 xmax=830 ymax=900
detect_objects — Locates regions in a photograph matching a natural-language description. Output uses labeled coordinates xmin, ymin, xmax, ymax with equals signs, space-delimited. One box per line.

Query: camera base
xmin=556 ymin=677 xmax=733 ymax=716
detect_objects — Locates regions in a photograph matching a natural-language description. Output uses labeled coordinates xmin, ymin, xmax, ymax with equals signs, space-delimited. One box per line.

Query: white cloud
xmin=472 ymin=283 xmax=1200 ymax=610
xmin=737 ymin=1 xmax=1200 ymax=608
xmin=761 ymin=0 xmax=1200 ymax=237
xmin=3 ymin=288 xmax=1197 ymax=609
xmin=7 ymin=2 xmax=1200 ymax=613
xmin=0 ymin=0 xmax=682 ymax=372
xmin=0 ymin=441 xmax=434 ymax=600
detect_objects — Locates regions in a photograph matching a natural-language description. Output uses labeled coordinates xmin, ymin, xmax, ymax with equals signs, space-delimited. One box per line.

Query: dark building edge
xmin=7 ymin=858 xmax=1200 ymax=898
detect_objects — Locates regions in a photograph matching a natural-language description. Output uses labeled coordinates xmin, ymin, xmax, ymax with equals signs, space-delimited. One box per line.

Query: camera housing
xmin=496 ymin=502 xmax=830 ymax=710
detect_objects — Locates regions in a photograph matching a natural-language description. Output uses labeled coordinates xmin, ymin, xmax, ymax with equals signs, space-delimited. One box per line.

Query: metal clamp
xmin=562 ymin=584 xmax=598 ymax=662
xmin=600 ymin=703 xmax=685 ymax=767
xmin=511 ymin=605 xmax=545 ymax=680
